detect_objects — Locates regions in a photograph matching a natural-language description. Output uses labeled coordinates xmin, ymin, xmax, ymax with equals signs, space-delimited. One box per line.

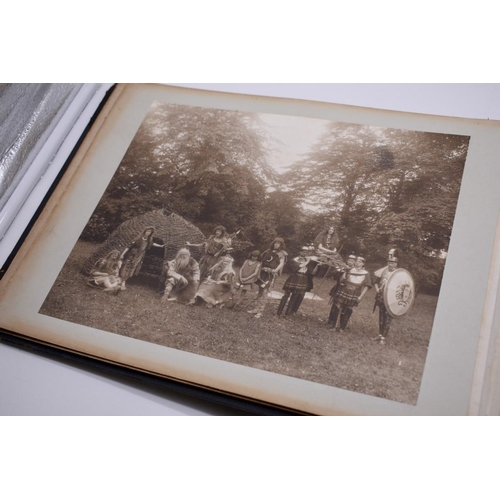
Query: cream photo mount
xmin=0 ymin=83 xmax=499 ymax=415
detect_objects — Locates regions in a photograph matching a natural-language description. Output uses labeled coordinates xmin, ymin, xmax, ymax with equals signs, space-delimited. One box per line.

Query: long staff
xmin=310 ymin=244 xmax=344 ymax=300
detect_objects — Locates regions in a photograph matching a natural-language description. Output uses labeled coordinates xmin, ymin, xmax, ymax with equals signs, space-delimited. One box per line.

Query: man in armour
xmin=372 ymin=256 xmax=398 ymax=345
xmin=329 ymin=256 xmax=372 ymax=331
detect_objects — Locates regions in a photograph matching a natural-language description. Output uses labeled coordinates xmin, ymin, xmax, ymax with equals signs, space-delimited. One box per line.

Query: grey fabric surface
xmin=0 ymin=83 xmax=82 ymax=211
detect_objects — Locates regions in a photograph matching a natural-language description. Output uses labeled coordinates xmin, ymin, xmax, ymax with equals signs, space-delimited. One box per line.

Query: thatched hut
xmin=83 ymin=209 xmax=206 ymax=284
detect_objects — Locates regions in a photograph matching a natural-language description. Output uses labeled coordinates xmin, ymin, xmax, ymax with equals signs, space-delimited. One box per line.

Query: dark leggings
xmin=378 ymin=305 xmax=392 ymax=337
xmin=328 ymin=303 xmax=353 ymax=330
xmin=277 ymin=292 xmax=305 ymax=316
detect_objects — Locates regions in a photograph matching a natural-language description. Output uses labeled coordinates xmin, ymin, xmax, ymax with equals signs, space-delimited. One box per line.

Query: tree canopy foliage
xmin=83 ymin=104 xmax=469 ymax=294
xmin=282 ymin=123 xmax=469 ymax=291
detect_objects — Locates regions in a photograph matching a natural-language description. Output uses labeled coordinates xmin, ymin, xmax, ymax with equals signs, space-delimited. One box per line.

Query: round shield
xmin=383 ymin=268 xmax=415 ymax=318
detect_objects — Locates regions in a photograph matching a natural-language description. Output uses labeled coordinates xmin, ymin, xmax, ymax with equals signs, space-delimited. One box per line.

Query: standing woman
xmin=88 ymin=250 xmax=123 ymax=293
xmin=248 ymin=237 xmax=287 ymax=318
xmin=119 ymin=226 xmax=158 ymax=290
xmin=187 ymin=225 xmax=232 ymax=281
xmin=329 ymin=256 xmax=372 ymax=331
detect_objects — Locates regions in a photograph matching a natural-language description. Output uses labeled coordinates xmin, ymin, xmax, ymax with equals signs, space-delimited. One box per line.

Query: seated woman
xmin=230 ymin=250 xmax=261 ymax=309
xmin=88 ymin=250 xmax=123 ymax=294
xmin=313 ymin=225 xmax=346 ymax=272
xmin=248 ymin=238 xmax=287 ymax=319
xmin=314 ymin=225 xmax=339 ymax=256
xmin=194 ymin=255 xmax=236 ymax=308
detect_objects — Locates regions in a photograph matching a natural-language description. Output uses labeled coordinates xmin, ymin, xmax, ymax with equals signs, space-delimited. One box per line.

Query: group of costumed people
xmin=88 ymin=224 xmax=400 ymax=344
xmin=87 ymin=225 xmax=237 ymax=307
xmin=326 ymin=250 xmax=399 ymax=345
xmin=88 ymin=227 xmax=163 ymax=293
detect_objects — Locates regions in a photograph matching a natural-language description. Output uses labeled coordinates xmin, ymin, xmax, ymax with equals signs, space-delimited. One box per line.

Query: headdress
xmin=271 ymin=238 xmax=285 ymax=250
xmin=213 ymin=225 xmax=226 ymax=236
xmin=388 ymin=248 xmax=401 ymax=259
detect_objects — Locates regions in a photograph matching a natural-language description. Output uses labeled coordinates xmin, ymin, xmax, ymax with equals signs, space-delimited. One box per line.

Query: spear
xmin=310 ymin=244 xmax=344 ymax=301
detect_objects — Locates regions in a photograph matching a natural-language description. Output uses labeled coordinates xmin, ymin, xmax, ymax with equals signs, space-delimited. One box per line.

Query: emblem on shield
xmin=384 ymin=268 xmax=415 ymax=318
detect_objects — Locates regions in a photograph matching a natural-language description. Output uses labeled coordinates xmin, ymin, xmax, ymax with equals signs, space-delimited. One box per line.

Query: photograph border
xmin=1 ymin=84 xmax=499 ymax=415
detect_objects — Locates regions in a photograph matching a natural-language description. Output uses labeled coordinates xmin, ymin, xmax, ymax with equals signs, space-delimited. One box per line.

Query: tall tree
xmin=83 ymin=102 xmax=274 ymax=242
xmin=283 ymin=121 xmax=469 ymax=291
xmin=284 ymin=122 xmax=382 ymax=223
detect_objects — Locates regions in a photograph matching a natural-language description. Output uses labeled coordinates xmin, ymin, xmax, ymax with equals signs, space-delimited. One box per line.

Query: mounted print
xmin=1 ymin=84 xmax=499 ymax=415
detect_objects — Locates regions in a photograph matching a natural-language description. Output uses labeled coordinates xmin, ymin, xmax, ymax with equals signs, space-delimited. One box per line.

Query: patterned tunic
xmin=237 ymin=259 xmax=261 ymax=290
xmin=334 ymin=268 xmax=372 ymax=307
xmin=282 ymin=257 xmax=310 ymax=293
xmin=259 ymin=249 xmax=287 ymax=285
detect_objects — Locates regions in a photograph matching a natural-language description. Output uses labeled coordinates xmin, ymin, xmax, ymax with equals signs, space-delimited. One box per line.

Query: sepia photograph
xmin=38 ymin=99 xmax=470 ymax=406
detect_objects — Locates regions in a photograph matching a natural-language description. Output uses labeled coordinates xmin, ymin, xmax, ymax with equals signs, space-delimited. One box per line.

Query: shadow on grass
xmin=40 ymin=240 xmax=437 ymax=406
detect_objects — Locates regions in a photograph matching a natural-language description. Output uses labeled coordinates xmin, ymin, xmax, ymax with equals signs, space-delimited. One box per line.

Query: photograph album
xmin=1 ymin=84 xmax=499 ymax=415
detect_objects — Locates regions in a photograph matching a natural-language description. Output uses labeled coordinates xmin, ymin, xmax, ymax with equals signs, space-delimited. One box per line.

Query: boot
xmin=161 ymin=283 xmax=173 ymax=301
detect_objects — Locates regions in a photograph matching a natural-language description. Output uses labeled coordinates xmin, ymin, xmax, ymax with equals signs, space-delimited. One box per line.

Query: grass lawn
xmin=40 ymin=241 xmax=436 ymax=406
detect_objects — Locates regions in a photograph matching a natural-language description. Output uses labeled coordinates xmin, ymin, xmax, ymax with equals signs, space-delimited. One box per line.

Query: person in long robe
xmin=120 ymin=227 xmax=162 ymax=289
xmin=187 ymin=225 xmax=232 ymax=280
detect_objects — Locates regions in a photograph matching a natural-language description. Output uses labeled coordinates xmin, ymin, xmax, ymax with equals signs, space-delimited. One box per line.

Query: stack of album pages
xmin=0 ymin=83 xmax=113 ymax=272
